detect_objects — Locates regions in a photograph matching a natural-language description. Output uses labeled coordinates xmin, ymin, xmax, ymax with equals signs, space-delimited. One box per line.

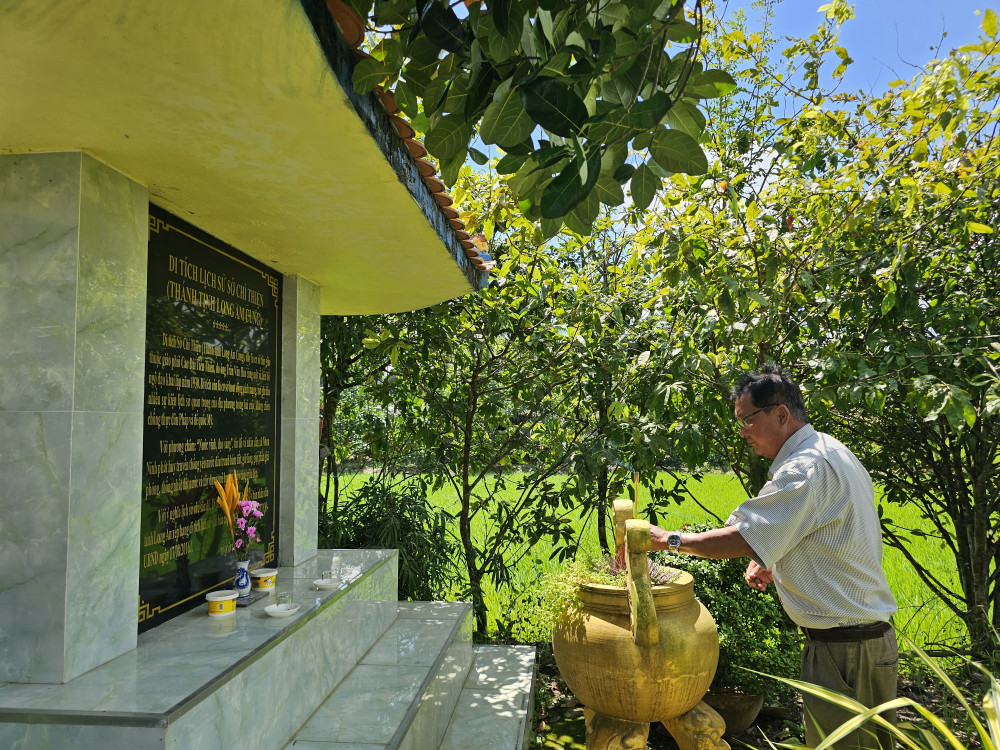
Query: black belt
xmin=802 ymin=621 xmax=892 ymax=642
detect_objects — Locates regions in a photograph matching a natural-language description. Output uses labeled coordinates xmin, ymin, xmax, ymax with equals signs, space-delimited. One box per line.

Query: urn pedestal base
xmin=583 ymin=701 xmax=730 ymax=750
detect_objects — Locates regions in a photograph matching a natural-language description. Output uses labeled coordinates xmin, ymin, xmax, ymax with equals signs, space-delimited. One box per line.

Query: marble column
xmin=279 ymin=274 xmax=320 ymax=566
xmin=0 ymin=152 xmax=149 ymax=683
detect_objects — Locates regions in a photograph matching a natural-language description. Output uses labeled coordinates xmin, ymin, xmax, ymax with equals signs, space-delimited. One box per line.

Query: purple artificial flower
xmin=236 ymin=517 xmax=247 ymax=531
xmin=234 ymin=538 xmax=243 ymax=549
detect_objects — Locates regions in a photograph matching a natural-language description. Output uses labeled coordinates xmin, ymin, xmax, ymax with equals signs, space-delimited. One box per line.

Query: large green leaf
xmin=626 ymin=92 xmax=673 ymax=131
xmin=394 ymin=79 xmax=420 ymax=117
xmin=520 ymin=78 xmax=588 ymax=138
xmin=352 ymin=57 xmax=389 ymax=95
xmin=630 ymin=162 xmax=660 ymax=209
xmin=490 ymin=0 xmax=514 ymax=36
xmin=540 ymin=147 xmax=601 ymax=219
xmin=564 ymin=189 xmax=599 ymax=235
xmin=663 ymin=99 xmax=706 ymax=139
xmin=598 ymin=2 xmax=629 ymax=28
xmin=650 ymin=128 xmax=708 ymax=175
xmin=665 ymin=20 xmax=699 ymax=43
xmin=595 ymin=174 xmax=625 ymax=206
xmin=374 ymin=0 xmax=411 ymax=26
xmin=479 ymin=11 xmax=522 ymax=61
xmin=480 ymin=83 xmax=535 ymax=147
xmin=685 ymin=70 xmax=738 ymax=99
xmin=539 ymin=216 xmax=563 ymax=239
xmin=585 ymin=106 xmax=639 ymax=143
xmin=601 ymin=75 xmax=636 ymax=107
xmin=438 ymin=149 xmax=466 ymax=186
xmin=422 ymin=1 xmax=469 ymax=54
xmin=464 ymin=60 xmax=498 ymax=119
xmin=424 ymin=113 xmax=473 ymax=160
xmin=496 ymin=152 xmax=531 ymax=174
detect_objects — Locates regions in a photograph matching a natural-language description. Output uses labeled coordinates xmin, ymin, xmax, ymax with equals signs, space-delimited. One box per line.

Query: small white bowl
xmin=264 ymin=602 xmax=300 ymax=618
xmin=313 ymin=578 xmax=342 ymax=590
xmin=206 ymin=590 xmax=238 ymax=618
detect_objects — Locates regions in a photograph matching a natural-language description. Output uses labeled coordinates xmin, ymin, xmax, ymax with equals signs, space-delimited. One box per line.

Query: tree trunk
xmin=597 ymin=465 xmax=610 ymax=553
xmin=459 ymin=487 xmax=487 ymax=634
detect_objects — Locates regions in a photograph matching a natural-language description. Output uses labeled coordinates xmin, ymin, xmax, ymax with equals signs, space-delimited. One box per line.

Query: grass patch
xmin=330 ymin=471 xmax=965 ymax=649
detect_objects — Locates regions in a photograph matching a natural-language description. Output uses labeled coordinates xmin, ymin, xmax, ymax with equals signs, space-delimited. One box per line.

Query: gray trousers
xmin=800 ymin=628 xmax=898 ymax=750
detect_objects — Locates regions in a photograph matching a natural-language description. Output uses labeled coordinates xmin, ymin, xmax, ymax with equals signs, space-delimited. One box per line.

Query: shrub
xmin=319 ymin=478 xmax=455 ymax=601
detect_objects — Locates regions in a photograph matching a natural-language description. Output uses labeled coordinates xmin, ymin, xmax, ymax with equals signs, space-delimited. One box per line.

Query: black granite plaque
xmin=139 ymin=205 xmax=282 ymax=631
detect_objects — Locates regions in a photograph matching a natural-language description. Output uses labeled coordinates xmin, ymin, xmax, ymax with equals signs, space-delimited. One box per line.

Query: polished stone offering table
xmin=0 ymin=550 xmax=397 ymax=749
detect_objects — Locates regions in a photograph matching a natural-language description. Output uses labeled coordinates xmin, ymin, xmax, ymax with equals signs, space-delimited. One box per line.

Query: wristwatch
xmin=666 ymin=532 xmax=682 ymax=552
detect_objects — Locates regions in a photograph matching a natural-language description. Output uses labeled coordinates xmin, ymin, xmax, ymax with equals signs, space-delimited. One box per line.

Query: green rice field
xmin=337 ymin=471 xmax=965 ymax=650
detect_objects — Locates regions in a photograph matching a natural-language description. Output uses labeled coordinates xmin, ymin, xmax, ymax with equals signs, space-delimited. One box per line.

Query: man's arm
xmin=649 ymin=524 xmax=757 ymax=560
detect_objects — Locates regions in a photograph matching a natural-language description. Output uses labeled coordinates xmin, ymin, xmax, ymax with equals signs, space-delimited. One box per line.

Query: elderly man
xmin=651 ymin=364 xmax=897 ymax=750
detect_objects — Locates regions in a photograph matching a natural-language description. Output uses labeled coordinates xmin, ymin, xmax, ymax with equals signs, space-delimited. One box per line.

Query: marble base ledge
xmin=0 ymin=549 xmax=398 ymax=750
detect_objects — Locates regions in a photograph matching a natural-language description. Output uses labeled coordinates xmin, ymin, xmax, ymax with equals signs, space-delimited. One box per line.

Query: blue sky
xmin=720 ymin=0 xmax=988 ymax=94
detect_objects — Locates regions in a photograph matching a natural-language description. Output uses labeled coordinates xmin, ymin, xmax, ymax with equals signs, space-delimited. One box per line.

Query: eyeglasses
xmin=735 ymin=404 xmax=779 ymax=428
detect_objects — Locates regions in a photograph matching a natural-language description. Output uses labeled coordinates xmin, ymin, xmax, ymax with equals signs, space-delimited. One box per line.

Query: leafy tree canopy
xmin=341 ymin=0 xmax=734 ymax=233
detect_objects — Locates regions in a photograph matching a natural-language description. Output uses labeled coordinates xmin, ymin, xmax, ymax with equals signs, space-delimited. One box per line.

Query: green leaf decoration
xmin=663 ymin=100 xmax=706 ymax=139
xmin=352 ymin=57 xmax=389 ymax=95
xmin=423 ymin=1 xmax=469 ymax=54
xmin=480 ymin=84 xmax=535 ymax=147
xmin=630 ymin=163 xmax=660 ymax=209
xmin=520 ymin=78 xmax=588 ymax=138
xmin=424 ymin=113 xmax=473 ymax=160
xmin=650 ymin=128 xmax=708 ymax=175
xmin=686 ymin=70 xmax=738 ymax=99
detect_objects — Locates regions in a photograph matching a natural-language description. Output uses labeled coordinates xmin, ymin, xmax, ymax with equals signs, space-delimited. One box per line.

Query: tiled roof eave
xmin=298 ymin=0 xmax=491 ymax=289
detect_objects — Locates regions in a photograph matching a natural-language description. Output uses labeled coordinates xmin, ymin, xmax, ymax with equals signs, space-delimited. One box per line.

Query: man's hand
xmin=745 ymin=560 xmax=773 ymax=591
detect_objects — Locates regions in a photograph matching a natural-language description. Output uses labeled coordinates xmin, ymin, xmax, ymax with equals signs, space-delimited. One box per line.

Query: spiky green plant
xmin=759 ymin=634 xmax=1000 ymax=750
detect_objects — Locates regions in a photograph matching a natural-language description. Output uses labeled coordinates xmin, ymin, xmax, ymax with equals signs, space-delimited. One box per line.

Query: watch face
xmin=668 ymin=533 xmax=681 ymax=550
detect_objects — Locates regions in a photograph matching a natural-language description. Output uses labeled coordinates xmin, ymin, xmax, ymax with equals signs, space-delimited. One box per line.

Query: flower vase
xmin=235 ymin=560 xmax=251 ymax=598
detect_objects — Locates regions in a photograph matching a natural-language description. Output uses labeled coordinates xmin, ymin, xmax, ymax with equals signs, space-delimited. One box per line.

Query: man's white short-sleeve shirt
xmin=726 ymin=424 xmax=897 ymax=629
